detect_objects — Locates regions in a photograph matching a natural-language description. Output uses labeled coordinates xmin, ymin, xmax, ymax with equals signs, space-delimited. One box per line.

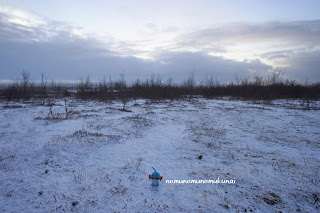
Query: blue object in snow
xmin=149 ymin=167 xmax=163 ymax=186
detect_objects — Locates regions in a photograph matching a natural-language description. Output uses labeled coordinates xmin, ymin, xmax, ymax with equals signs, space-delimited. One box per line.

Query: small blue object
xmin=150 ymin=167 xmax=162 ymax=187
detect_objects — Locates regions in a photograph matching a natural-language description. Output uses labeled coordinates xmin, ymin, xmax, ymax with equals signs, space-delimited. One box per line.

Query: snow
xmin=0 ymin=98 xmax=319 ymax=212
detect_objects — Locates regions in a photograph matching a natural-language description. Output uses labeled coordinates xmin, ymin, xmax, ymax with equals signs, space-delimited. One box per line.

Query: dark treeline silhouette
xmin=1 ymin=71 xmax=320 ymax=101
xmin=202 ymin=74 xmax=320 ymax=100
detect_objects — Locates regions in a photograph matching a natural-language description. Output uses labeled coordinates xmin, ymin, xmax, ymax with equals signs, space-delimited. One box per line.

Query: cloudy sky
xmin=1 ymin=0 xmax=320 ymax=84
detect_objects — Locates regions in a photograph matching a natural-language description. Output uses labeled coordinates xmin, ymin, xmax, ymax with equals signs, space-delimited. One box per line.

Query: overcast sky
xmin=1 ymin=0 xmax=320 ymax=84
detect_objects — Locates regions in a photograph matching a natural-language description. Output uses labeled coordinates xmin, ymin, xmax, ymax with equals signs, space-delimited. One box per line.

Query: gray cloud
xmin=2 ymin=9 xmax=318 ymax=83
xmin=259 ymin=48 xmax=320 ymax=82
xmin=260 ymin=49 xmax=295 ymax=60
xmin=176 ymin=20 xmax=320 ymax=82
xmin=285 ymin=50 xmax=320 ymax=81
xmin=0 ymin=38 xmax=272 ymax=83
xmin=179 ymin=20 xmax=320 ymax=46
xmin=154 ymin=51 xmax=272 ymax=82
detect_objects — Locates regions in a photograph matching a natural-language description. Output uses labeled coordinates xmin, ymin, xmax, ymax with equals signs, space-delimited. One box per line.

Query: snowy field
xmin=0 ymin=98 xmax=319 ymax=212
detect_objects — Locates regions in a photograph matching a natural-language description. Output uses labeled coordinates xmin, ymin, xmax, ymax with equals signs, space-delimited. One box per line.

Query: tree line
xmin=1 ymin=71 xmax=320 ymax=101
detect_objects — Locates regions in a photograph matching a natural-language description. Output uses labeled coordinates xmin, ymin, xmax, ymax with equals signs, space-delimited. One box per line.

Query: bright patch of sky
xmin=1 ymin=0 xmax=320 ymax=82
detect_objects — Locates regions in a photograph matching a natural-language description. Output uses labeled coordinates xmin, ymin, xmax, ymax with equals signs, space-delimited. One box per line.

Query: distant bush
xmin=1 ymin=72 xmax=319 ymax=101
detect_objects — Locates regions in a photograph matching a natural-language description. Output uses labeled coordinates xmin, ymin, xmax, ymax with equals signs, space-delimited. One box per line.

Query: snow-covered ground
xmin=0 ymin=98 xmax=319 ymax=212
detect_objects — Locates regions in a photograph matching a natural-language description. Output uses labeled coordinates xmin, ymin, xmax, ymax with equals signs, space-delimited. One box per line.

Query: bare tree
xmin=101 ymin=75 xmax=107 ymax=91
xmin=40 ymin=73 xmax=47 ymax=104
xmin=269 ymin=70 xmax=284 ymax=85
xmin=85 ymin=76 xmax=91 ymax=91
xmin=167 ymin=77 xmax=173 ymax=87
xmin=150 ymin=74 xmax=155 ymax=87
xmin=108 ymin=76 xmax=114 ymax=89
xmin=185 ymin=71 xmax=195 ymax=100
xmin=253 ymin=76 xmax=263 ymax=86
xmin=155 ymin=74 xmax=162 ymax=87
xmin=119 ymin=70 xmax=127 ymax=110
xmin=20 ymin=70 xmax=32 ymax=99
xmin=206 ymin=74 xmax=216 ymax=88
xmin=78 ymin=76 xmax=92 ymax=98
